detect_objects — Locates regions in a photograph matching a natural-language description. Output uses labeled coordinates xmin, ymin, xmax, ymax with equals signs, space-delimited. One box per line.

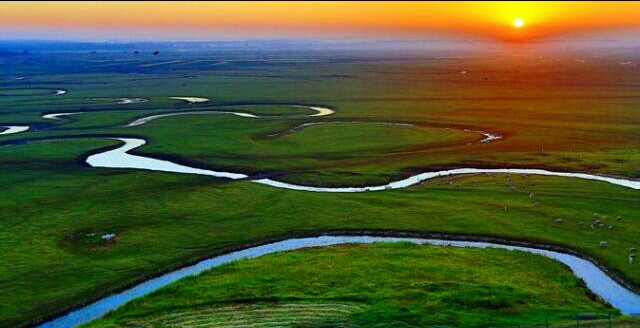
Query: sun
xmin=513 ymin=17 xmax=524 ymax=28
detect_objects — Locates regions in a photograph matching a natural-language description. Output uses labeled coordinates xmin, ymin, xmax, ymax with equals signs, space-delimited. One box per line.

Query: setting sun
xmin=513 ymin=17 xmax=524 ymax=28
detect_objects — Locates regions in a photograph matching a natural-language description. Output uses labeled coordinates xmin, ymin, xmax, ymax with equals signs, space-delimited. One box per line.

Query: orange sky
xmin=1 ymin=1 xmax=640 ymax=41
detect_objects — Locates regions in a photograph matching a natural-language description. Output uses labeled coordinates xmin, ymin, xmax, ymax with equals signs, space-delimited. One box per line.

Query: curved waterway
xmin=297 ymin=105 xmax=334 ymax=117
xmin=169 ymin=96 xmax=209 ymax=104
xmin=86 ymin=138 xmax=247 ymax=180
xmin=464 ymin=128 xmax=502 ymax=143
xmin=88 ymin=98 xmax=149 ymax=105
xmin=266 ymin=121 xmax=499 ymax=144
xmin=255 ymin=168 xmax=640 ymax=192
xmin=36 ymin=235 xmax=640 ymax=328
xmin=124 ymin=105 xmax=334 ymax=127
xmin=266 ymin=121 xmax=415 ymax=138
xmin=43 ymin=112 xmax=84 ymax=120
xmin=86 ymin=138 xmax=640 ymax=191
xmin=126 ymin=111 xmax=258 ymax=127
xmin=117 ymin=97 xmax=148 ymax=105
xmin=0 ymin=125 xmax=29 ymax=135
xmin=123 ymin=106 xmax=502 ymax=146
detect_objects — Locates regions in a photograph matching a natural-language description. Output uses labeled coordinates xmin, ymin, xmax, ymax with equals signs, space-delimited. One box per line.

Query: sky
xmin=1 ymin=1 xmax=640 ymax=42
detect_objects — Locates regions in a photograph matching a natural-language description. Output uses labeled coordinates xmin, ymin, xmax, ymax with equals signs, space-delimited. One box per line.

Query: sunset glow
xmin=513 ymin=17 xmax=524 ymax=28
xmin=0 ymin=1 xmax=640 ymax=41
xmin=3 ymin=1 xmax=640 ymax=327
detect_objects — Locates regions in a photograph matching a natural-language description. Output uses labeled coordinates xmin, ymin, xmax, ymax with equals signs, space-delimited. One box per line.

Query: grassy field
xmin=1 ymin=139 xmax=638 ymax=327
xmin=2 ymin=50 xmax=636 ymax=187
xmin=82 ymin=243 xmax=619 ymax=328
xmin=0 ymin=48 xmax=639 ymax=327
xmin=2 ymin=51 xmax=639 ymax=185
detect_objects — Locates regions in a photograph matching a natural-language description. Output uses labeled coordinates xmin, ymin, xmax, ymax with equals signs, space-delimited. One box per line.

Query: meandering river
xmin=10 ymin=100 xmax=640 ymax=327
xmin=0 ymin=125 xmax=29 ymax=135
xmin=87 ymin=137 xmax=640 ymax=192
xmin=36 ymin=235 xmax=640 ymax=328
xmin=82 ymin=104 xmax=639 ymax=191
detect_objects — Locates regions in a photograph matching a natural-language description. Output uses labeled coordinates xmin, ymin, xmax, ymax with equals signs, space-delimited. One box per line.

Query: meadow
xmin=82 ymin=243 xmax=617 ymax=327
xmin=1 ymin=46 xmax=639 ymax=327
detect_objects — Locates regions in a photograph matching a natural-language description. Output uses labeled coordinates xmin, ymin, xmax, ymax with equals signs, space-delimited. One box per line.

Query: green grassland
xmin=81 ymin=243 xmax=621 ymax=327
xmin=1 ymin=139 xmax=638 ymax=327
xmin=0 ymin=49 xmax=639 ymax=327
xmin=2 ymin=52 xmax=639 ymax=184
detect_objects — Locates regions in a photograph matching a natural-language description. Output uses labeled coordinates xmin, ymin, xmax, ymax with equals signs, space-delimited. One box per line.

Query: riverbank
xmin=45 ymin=235 xmax=638 ymax=328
